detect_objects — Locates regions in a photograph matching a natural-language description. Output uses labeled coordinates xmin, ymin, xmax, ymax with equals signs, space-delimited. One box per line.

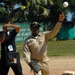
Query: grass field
xmin=16 ymin=40 xmax=75 ymax=57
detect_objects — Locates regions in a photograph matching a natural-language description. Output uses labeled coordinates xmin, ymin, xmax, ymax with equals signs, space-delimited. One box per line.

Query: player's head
xmin=3 ymin=16 xmax=11 ymax=31
xmin=30 ymin=21 xmax=40 ymax=36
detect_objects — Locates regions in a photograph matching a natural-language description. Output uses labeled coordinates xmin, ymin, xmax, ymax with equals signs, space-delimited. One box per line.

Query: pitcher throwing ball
xmin=23 ymin=12 xmax=65 ymax=75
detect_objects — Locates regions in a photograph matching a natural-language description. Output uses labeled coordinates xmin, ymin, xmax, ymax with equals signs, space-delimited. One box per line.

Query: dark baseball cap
xmin=30 ymin=21 xmax=40 ymax=28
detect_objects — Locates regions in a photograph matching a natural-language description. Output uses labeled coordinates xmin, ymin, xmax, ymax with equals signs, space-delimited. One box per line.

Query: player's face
xmin=31 ymin=26 xmax=40 ymax=36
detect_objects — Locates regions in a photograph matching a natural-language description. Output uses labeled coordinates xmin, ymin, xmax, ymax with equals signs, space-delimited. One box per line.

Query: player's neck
xmin=32 ymin=33 xmax=38 ymax=37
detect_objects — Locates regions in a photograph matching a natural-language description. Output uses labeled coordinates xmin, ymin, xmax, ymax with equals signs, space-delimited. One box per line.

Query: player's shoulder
xmin=25 ymin=35 xmax=31 ymax=41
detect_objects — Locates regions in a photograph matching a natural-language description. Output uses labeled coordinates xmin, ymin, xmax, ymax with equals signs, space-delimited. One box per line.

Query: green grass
xmin=16 ymin=40 xmax=75 ymax=57
xmin=16 ymin=42 xmax=24 ymax=58
xmin=47 ymin=40 xmax=75 ymax=56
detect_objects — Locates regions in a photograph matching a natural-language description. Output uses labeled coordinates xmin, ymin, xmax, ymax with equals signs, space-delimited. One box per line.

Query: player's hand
xmin=59 ymin=12 xmax=65 ymax=22
xmin=3 ymin=24 xmax=11 ymax=28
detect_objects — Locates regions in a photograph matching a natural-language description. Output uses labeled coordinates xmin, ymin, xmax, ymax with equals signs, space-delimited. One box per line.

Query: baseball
xmin=63 ymin=1 xmax=69 ymax=8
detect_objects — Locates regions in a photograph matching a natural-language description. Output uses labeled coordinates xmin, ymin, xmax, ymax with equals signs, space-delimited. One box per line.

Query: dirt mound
xmin=8 ymin=56 xmax=75 ymax=75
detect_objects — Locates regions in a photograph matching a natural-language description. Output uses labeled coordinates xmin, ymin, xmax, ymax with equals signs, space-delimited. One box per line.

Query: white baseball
xmin=63 ymin=1 xmax=69 ymax=8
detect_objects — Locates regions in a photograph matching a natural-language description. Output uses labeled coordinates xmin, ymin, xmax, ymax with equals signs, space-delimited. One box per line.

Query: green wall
xmin=57 ymin=26 xmax=74 ymax=40
xmin=15 ymin=22 xmax=44 ymax=42
xmin=0 ymin=22 xmax=75 ymax=42
xmin=0 ymin=22 xmax=44 ymax=42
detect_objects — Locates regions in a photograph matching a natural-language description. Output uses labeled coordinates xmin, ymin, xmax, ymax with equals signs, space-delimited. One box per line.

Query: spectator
xmin=0 ymin=17 xmax=23 ymax=75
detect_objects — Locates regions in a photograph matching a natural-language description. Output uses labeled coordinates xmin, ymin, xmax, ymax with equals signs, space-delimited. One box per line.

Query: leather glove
xmin=28 ymin=60 xmax=41 ymax=73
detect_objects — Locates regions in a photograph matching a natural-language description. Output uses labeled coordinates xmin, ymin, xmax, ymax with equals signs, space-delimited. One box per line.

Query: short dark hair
xmin=3 ymin=16 xmax=11 ymax=24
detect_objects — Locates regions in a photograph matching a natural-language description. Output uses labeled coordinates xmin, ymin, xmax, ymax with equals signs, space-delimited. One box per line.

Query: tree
xmin=0 ymin=0 xmax=75 ymax=23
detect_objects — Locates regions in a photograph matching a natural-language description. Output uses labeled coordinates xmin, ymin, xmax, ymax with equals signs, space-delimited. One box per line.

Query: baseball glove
xmin=29 ymin=60 xmax=41 ymax=73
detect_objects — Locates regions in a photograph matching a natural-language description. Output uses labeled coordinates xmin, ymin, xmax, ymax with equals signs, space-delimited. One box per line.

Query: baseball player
xmin=23 ymin=12 xmax=65 ymax=75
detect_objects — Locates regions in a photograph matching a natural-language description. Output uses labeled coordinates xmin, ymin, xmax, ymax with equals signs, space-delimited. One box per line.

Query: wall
xmin=57 ymin=22 xmax=75 ymax=40
xmin=0 ymin=22 xmax=75 ymax=42
xmin=0 ymin=22 xmax=44 ymax=42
